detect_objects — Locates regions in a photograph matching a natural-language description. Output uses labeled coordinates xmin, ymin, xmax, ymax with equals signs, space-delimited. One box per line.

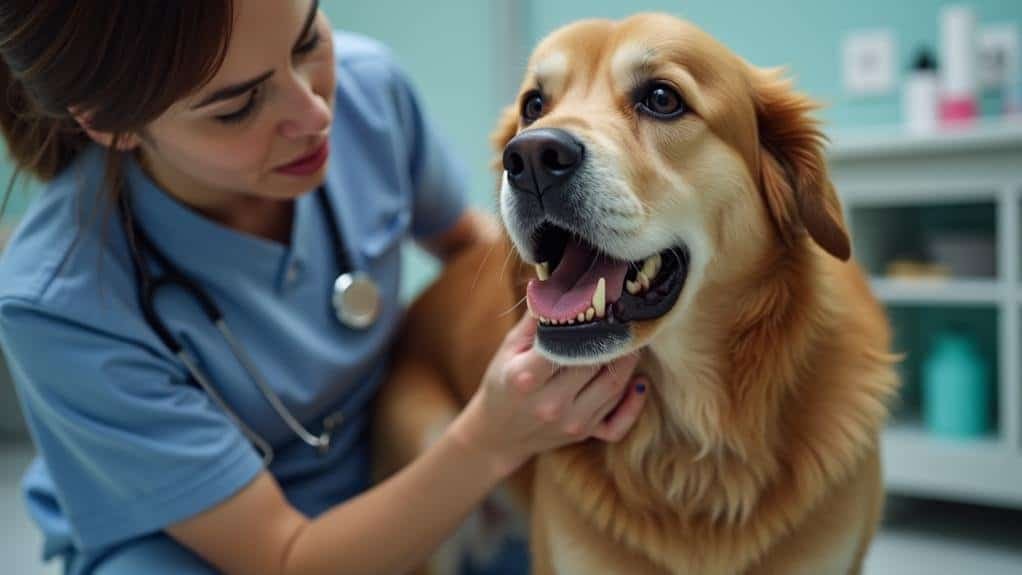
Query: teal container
xmin=922 ymin=330 xmax=992 ymax=438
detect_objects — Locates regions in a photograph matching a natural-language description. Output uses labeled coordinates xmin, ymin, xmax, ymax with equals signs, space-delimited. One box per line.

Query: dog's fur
xmin=375 ymin=13 xmax=899 ymax=575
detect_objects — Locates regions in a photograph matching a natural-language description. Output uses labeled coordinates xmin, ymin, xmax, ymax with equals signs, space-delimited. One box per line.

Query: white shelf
xmin=840 ymin=183 xmax=1001 ymax=207
xmin=882 ymin=423 xmax=1022 ymax=508
xmin=870 ymin=278 xmax=1003 ymax=305
xmin=828 ymin=119 xmax=1022 ymax=162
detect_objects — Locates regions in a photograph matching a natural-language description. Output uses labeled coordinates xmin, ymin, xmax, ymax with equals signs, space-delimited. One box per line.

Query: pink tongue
xmin=527 ymin=239 xmax=629 ymax=322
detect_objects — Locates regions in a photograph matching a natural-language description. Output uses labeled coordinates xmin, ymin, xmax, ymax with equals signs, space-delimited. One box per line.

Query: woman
xmin=0 ymin=1 xmax=647 ymax=574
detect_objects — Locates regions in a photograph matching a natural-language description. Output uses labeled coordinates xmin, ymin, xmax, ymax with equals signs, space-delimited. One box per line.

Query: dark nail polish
xmin=636 ymin=382 xmax=646 ymax=394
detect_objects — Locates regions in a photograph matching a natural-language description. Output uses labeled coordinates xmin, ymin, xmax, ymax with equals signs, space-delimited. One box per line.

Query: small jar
xmin=922 ymin=329 xmax=992 ymax=438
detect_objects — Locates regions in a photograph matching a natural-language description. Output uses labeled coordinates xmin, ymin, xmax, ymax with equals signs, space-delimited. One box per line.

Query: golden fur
xmin=375 ymin=13 xmax=899 ymax=575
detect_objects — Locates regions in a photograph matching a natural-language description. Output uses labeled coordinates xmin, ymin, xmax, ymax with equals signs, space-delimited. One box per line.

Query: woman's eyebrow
xmin=192 ymin=70 xmax=275 ymax=110
xmin=292 ymin=0 xmax=320 ymax=52
xmin=191 ymin=0 xmax=320 ymax=110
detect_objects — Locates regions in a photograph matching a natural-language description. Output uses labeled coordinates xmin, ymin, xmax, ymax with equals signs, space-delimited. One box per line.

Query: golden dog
xmin=376 ymin=13 xmax=900 ymax=575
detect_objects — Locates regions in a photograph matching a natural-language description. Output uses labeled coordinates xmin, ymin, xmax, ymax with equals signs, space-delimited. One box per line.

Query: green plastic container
xmin=922 ymin=330 xmax=992 ymax=438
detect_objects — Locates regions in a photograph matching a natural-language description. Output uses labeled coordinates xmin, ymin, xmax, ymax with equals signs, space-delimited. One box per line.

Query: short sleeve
xmin=0 ymin=298 xmax=264 ymax=552
xmin=389 ymin=63 xmax=469 ymax=240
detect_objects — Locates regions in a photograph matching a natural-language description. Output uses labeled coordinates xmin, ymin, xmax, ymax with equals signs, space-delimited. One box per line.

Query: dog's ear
xmin=490 ymin=103 xmax=520 ymax=173
xmin=750 ymin=67 xmax=850 ymax=261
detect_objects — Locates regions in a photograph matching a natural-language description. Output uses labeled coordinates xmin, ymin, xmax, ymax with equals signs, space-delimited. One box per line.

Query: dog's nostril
xmin=541 ymin=144 xmax=580 ymax=172
xmin=505 ymin=151 xmax=526 ymax=176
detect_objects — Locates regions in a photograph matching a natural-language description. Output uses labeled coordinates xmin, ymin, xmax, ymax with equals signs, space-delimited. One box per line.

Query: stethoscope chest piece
xmin=333 ymin=271 xmax=380 ymax=329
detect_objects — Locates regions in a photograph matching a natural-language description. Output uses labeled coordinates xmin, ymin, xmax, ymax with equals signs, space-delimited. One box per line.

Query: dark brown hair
xmin=0 ymin=0 xmax=234 ymax=216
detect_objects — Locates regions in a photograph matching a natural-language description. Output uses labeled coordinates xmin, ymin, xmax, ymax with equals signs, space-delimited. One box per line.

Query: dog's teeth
xmin=577 ymin=312 xmax=586 ymax=323
xmin=593 ymin=277 xmax=606 ymax=318
xmin=586 ymin=307 xmax=595 ymax=321
xmin=568 ymin=318 xmax=575 ymax=325
xmin=642 ymin=254 xmax=661 ymax=280
xmin=638 ymin=272 xmax=651 ymax=291
xmin=535 ymin=262 xmax=550 ymax=281
xmin=626 ymin=279 xmax=641 ymax=295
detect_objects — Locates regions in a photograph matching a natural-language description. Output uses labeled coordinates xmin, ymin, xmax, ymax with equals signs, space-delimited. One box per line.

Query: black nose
xmin=503 ymin=128 xmax=584 ymax=198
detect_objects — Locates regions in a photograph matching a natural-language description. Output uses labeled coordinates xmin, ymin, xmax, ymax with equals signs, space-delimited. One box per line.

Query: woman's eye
xmin=521 ymin=92 xmax=545 ymax=123
xmin=215 ymin=87 xmax=261 ymax=124
xmin=637 ymin=83 xmax=687 ymax=120
xmin=294 ymin=29 xmax=322 ymax=56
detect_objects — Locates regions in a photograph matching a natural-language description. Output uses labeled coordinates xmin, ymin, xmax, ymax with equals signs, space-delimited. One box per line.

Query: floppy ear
xmin=750 ymin=67 xmax=850 ymax=261
xmin=490 ymin=103 xmax=520 ymax=174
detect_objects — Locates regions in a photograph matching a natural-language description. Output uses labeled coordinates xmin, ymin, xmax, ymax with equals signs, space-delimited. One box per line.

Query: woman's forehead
xmin=185 ymin=0 xmax=319 ymax=107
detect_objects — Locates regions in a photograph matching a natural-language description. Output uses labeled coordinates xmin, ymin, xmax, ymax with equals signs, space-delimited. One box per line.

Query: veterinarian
xmin=0 ymin=2 xmax=649 ymax=573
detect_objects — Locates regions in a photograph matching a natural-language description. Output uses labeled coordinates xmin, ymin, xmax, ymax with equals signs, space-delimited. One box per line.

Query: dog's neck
xmin=635 ymin=242 xmax=823 ymax=510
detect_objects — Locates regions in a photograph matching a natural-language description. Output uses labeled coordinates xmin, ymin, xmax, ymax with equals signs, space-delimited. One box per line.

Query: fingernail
xmin=635 ymin=382 xmax=646 ymax=394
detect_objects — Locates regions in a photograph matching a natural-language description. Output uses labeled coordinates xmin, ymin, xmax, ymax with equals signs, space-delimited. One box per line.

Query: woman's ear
xmin=68 ymin=108 xmax=141 ymax=151
xmin=749 ymin=67 xmax=850 ymax=261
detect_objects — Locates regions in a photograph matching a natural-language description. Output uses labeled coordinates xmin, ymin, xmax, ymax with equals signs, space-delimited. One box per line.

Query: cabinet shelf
xmin=870 ymin=278 xmax=1004 ymax=305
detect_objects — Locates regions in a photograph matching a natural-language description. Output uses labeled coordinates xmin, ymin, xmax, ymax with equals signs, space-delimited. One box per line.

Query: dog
xmin=375 ymin=13 xmax=900 ymax=575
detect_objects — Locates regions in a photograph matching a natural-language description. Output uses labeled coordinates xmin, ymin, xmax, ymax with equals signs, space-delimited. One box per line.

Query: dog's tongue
xmin=527 ymin=239 xmax=628 ymax=321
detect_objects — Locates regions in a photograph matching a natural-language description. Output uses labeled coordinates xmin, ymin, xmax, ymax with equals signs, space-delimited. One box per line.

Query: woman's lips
xmin=274 ymin=140 xmax=329 ymax=176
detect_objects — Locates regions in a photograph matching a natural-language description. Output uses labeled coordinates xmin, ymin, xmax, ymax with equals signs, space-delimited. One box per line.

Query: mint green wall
xmin=522 ymin=0 xmax=1022 ymax=128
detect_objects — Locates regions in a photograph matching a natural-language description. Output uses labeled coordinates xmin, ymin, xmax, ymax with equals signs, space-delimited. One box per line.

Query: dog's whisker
xmin=498 ymin=295 xmax=528 ymax=318
xmin=470 ymin=240 xmax=501 ymax=293
xmin=498 ymin=241 xmax=517 ymax=283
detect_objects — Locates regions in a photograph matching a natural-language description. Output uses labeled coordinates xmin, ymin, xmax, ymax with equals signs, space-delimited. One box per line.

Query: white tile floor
xmin=2 ymin=438 xmax=1021 ymax=575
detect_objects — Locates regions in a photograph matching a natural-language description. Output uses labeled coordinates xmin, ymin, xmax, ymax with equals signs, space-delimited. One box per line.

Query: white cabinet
xmin=830 ymin=120 xmax=1022 ymax=508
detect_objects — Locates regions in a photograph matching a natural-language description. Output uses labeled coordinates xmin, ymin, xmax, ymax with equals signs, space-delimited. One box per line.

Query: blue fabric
xmin=0 ymin=30 xmax=467 ymax=573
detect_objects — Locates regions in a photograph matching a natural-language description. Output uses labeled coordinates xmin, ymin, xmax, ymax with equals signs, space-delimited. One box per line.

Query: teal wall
xmin=522 ymin=0 xmax=1022 ymax=128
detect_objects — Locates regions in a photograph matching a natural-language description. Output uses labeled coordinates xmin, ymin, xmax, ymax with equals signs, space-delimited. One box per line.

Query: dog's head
xmin=496 ymin=13 xmax=849 ymax=365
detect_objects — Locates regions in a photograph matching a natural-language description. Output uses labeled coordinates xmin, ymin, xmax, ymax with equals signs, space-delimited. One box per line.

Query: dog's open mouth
xmin=526 ymin=223 xmax=690 ymax=353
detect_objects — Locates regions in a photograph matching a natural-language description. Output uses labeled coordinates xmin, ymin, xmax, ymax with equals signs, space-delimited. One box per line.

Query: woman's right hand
xmin=453 ymin=315 xmax=648 ymax=478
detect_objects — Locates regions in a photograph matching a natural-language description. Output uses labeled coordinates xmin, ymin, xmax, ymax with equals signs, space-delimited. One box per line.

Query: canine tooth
xmin=586 ymin=307 xmax=595 ymax=321
xmin=577 ymin=312 xmax=586 ymax=323
xmin=535 ymin=262 xmax=550 ymax=281
xmin=593 ymin=277 xmax=606 ymax=318
xmin=638 ymin=272 xmax=651 ymax=291
xmin=626 ymin=279 xmax=641 ymax=295
xmin=643 ymin=254 xmax=661 ymax=280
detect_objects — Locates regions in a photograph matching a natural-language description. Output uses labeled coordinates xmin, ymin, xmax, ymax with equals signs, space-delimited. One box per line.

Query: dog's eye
xmin=521 ymin=92 xmax=545 ymax=123
xmin=638 ymin=83 xmax=686 ymax=120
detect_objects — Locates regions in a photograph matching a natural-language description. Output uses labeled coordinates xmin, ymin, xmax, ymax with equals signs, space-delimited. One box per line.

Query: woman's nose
xmin=278 ymin=77 xmax=331 ymax=139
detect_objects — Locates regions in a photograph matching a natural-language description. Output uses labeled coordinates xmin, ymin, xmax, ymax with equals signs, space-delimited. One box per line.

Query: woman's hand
xmin=452 ymin=315 xmax=648 ymax=477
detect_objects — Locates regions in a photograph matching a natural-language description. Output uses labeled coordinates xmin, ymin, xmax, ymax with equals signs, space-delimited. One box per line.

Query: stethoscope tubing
xmin=118 ymin=187 xmax=358 ymax=465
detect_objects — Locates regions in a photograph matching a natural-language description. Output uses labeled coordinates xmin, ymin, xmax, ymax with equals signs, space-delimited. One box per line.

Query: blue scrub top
xmin=0 ymin=31 xmax=467 ymax=563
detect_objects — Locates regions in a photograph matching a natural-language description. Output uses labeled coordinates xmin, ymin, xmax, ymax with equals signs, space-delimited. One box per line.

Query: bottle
xmin=903 ymin=48 xmax=939 ymax=134
xmin=922 ymin=329 xmax=992 ymax=438
xmin=939 ymin=5 xmax=978 ymax=127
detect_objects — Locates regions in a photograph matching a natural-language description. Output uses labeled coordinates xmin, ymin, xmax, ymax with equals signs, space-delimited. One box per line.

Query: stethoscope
xmin=119 ymin=186 xmax=381 ymax=467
